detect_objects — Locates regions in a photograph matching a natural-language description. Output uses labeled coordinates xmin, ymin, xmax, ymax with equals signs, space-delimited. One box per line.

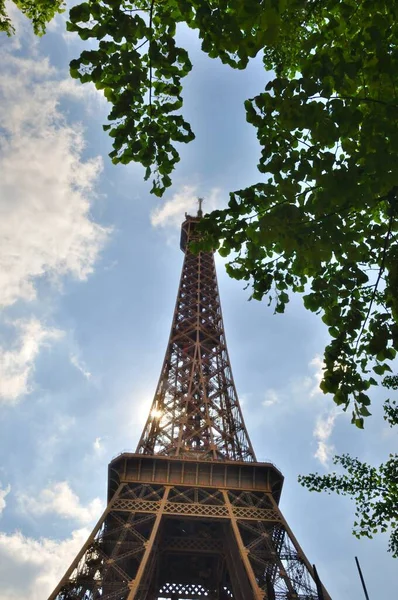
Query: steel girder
xmin=49 ymin=480 xmax=330 ymax=600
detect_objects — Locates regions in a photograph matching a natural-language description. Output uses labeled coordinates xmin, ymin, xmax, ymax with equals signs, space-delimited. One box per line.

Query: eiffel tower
xmin=49 ymin=204 xmax=331 ymax=600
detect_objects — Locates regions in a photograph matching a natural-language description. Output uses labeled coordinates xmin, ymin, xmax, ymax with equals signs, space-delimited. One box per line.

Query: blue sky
xmin=0 ymin=5 xmax=396 ymax=599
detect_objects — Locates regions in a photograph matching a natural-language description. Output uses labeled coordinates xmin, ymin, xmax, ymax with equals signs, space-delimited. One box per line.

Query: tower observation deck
xmin=49 ymin=208 xmax=331 ymax=600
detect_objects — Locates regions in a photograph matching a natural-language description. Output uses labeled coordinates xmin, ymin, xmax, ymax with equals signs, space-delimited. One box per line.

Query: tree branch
xmin=355 ymin=209 xmax=395 ymax=354
xmin=148 ymin=0 xmax=155 ymax=115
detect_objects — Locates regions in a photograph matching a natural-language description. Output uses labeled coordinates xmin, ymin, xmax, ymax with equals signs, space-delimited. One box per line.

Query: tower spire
xmin=197 ymin=196 xmax=203 ymax=217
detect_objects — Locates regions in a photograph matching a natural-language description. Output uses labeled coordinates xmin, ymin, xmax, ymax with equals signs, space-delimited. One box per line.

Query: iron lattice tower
xmin=50 ymin=210 xmax=331 ymax=600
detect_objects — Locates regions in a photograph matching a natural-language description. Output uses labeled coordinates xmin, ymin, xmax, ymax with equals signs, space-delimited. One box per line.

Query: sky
xmin=0 ymin=4 xmax=397 ymax=599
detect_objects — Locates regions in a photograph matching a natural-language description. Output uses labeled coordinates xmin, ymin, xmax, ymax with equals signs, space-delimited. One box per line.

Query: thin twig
xmin=354 ymin=210 xmax=394 ymax=355
xmin=148 ymin=0 xmax=155 ymax=114
xmin=241 ymin=185 xmax=321 ymax=222
xmin=136 ymin=38 xmax=149 ymax=51
xmin=300 ymin=192 xmax=389 ymax=227
xmin=308 ymin=94 xmax=396 ymax=108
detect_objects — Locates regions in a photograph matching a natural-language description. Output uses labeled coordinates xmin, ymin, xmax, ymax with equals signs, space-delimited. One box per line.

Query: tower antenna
xmin=197 ymin=196 xmax=204 ymax=217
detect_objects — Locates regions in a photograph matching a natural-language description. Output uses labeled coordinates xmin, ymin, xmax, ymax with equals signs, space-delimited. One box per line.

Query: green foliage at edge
xmin=1 ymin=0 xmax=65 ymax=35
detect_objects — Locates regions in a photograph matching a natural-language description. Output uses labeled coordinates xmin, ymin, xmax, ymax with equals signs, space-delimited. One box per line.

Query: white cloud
xmin=151 ymin=185 xmax=222 ymax=228
xmin=288 ymin=355 xmax=325 ymax=402
xmin=0 ymin=52 xmax=109 ymax=308
xmin=252 ymin=356 xmax=339 ymax=467
xmin=0 ymin=527 xmax=89 ymax=600
xmin=260 ymin=356 xmax=325 ymax=414
xmin=0 ymin=319 xmax=63 ymax=404
xmin=308 ymin=355 xmax=324 ymax=396
xmin=70 ymin=353 xmax=92 ymax=381
xmin=313 ymin=411 xmax=338 ymax=467
xmin=93 ymin=437 xmax=106 ymax=456
xmin=0 ymin=483 xmax=11 ymax=516
xmin=262 ymin=389 xmax=279 ymax=407
xmin=18 ymin=481 xmax=103 ymax=525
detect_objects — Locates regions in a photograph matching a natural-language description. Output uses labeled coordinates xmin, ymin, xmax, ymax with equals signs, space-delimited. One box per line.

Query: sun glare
xmin=151 ymin=408 xmax=163 ymax=419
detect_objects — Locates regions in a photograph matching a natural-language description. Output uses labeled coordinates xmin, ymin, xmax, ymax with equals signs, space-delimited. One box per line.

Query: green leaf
xmin=358 ymin=405 xmax=372 ymax=417
xmin=69 ymin=2 xmax=91 ymax=23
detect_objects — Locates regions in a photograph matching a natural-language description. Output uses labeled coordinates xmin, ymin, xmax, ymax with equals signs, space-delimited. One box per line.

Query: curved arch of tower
xmin=49 ymin=209 xmax=331 ymax=600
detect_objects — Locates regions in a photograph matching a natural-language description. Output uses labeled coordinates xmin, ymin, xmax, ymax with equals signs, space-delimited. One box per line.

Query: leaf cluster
xmin=68 ymin=0 xmax=195 ymax=196
xmin=1 ymin=0 xmax=65 ymax=35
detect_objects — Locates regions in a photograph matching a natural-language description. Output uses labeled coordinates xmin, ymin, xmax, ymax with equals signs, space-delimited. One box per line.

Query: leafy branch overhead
xmin=64 ymin=0 xmax=397 ymax=423
xmin=68 ymin=0 xmax=194 ymax=196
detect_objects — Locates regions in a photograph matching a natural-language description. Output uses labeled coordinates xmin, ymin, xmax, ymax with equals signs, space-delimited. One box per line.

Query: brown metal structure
xmin=49 ymin=210 xmax=331 ymax=600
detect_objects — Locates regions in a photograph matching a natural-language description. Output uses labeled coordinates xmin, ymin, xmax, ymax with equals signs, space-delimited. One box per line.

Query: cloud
xmin=0 ymin=483 xmax=11 ymax=516
xmin=308 ymin=355 xmax=324 ymax=396
xmin=18 ymin=481 xmax=103 ymax=525
xmin=251 ymin=356 xmax=339 ymax=467
xmin=93 ymin=437 xmax=106 ymax=456
xmin=260 ymin=356 xmax=325 ymax=415
xmin=0 ymin=319 xmax=63 ymax=404
xmin=262 ymin=389 xmax=279 ymax=407
xmin=313 ymin=411 xmax=338 ymax=467
xmin=151 ymin=185 xmax=222 ymax=228
xmin=0 ymin=527 xmax=89 ymax=600
xmin=0 ymin=52 xmax=109 ymax=308
xmin=70 ymin=353 xmax=92 ymax=381
xmin=305 ymin=356 xmax=340 ymax=467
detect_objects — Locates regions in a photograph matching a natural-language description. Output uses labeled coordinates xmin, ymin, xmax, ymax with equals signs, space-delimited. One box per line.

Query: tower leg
xmin=268 ymin=495 xmax=331 ymax=600
xmin=222 ymin=490 xmax=264 ymax=600
xmin=126 ymin=486 xmax=170 ymax=600
xmin=48 ymin=483 xmax=125 ymax=600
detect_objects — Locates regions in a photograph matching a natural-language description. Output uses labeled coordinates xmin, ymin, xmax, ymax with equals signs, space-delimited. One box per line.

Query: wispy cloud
xmin=151 ymin=185 xmax=222 ymax=229
xmin=308 ymin=355 xmax=324 ymax=397
xmin=0 ymin=483 xmax=11 ymax=516
xmin=0 ymin=319 xmax=63 ymax=404
xmin=262 ymin=389 xmax=279 ymax=407
xmin=305 ymin=356 xmax=339 ymax=467
xmin=313 ymin=411 xmax=338 ymax=467
xmin=252 ymin=355 xmax=339 ymax=467
xmin=70 ymin=353 xmax=92 ymax=381
xmin=18 ymin=481 xmax=103 ymax=525
xmin=93 ymin=437 xmax=106 ymax=456
xmin=260 ymin=355 xmax=325 ymax=415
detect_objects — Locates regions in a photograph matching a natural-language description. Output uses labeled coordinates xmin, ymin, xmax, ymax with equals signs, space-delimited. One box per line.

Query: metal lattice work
xmin=136 ymin=215 xmax=255 ymax=462
xmin=49 ymin=209 xmax=331 ymax=600
xmin=50 ymin=479 xmax=329 ymax=600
